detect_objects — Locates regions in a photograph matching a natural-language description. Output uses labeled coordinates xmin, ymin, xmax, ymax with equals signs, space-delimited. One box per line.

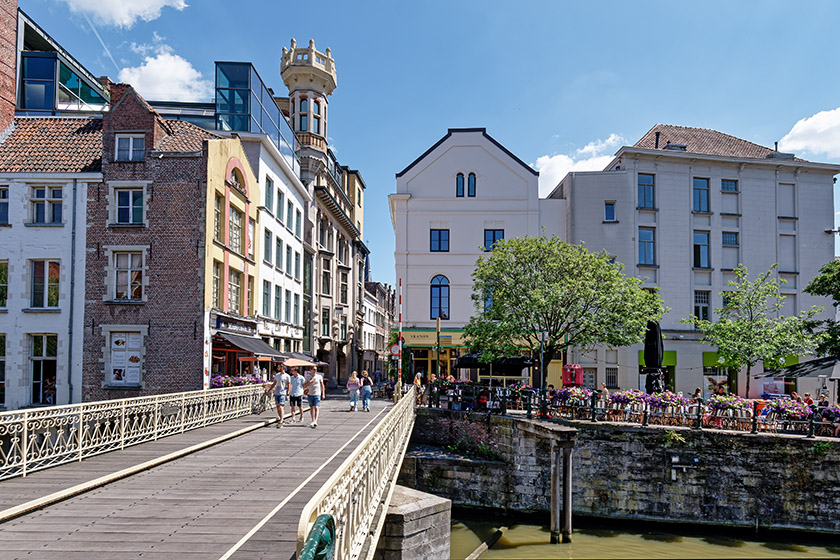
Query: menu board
xmin=111 ymin=332 xmax=142 ymax=385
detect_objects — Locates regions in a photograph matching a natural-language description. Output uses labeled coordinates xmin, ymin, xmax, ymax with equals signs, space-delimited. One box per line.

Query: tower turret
xmin=281 ymin=38 xmax=336 ymax=152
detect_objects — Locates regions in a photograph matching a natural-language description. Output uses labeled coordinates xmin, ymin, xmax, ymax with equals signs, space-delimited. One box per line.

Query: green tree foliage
xmin=463 ymin=236 xmax=665 ymax=386
xmin=683 ymin=264 xmax=823 ymax=397
xmin=804 ymin=259 xmax=840 ymax=356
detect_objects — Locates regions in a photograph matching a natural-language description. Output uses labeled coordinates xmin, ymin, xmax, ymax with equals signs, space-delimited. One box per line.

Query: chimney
xmin=655 ymin=131 xmax=660 ymax=149
xmin=0 ymin=0 xmax=18 ymax=134
xmin=774 ymin=141 xmax=778 ymax=151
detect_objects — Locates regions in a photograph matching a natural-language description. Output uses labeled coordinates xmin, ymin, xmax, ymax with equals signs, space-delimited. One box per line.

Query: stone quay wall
xmin=401 ymin=408 xmax=840 ymax=533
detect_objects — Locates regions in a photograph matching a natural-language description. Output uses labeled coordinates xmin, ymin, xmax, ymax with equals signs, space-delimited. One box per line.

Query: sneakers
xmin=276 ymin=421 xmax=283 ymax=428
xmin=310 ymin=421 xmax=317 ymax=428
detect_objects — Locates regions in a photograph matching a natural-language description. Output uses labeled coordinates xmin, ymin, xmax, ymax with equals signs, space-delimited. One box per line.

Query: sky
xmin=20 ymin=0 xmax=840 ymax=285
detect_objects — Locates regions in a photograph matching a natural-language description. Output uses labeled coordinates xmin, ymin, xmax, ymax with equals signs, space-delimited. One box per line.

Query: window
xmin=779 ymin=183 xmax=796 ymax=216
xmin=340 ymin=272 xmax=348 ymax=304
xmin=248 ymin=219 xmax=255 ymax=259
xmin=294 ymin=294 xmax=300 ymax=325
xmin=108 ymin=331 xmax=142 ymax=386
xmin=229 ymin=207 xmax=243 ymax=253
xmin=300 ymin=98 xmax=308 ymax=132
xmin=214 ymin=195 xmax=223 ymax=242
xmin=275 ymin=238 xmax=283 ymax=269
xmin=693 ymin=178 xmax=710 ymax=212
xmin=20 ymin=54 xmax=55 ymax=111
xmin=228 ymin=269 xmax=242 ymax=314
xmin=212 ymin=261 xmax=222 ymax=308
xmin=722 ymin=232 xmax=739 ymax=269
xmin=638 ymin=228 xmax=655 ymax=265
xmin=115 ymin=188 xmax=143 ymax=224
xmin=264 ymin=230 xmax=273 ymax=262
xmin=340 ymin=315 xmax=347 ymax=340
xmin=313 ymin=100 xmax=321 ymax=135
xmin=693 ymin=231 xmax=710 ymax=268
xmin=456 ymin=173 xmax=464 ymax=197
xmin=721 ymin=179 xmax=738 ymax=192
xmin=30 ymin=334 xmax=57 ymax=404
xmin=262 ymin=281 xmax=271 ymax=316
xmin=295 ymin=210 xmax=302 ymax=237
xmin=31 ymin=186 xmax=62 ymax=224
xmin=484 ymin=229 xmax=504 ymax=251
xmin=604 ymin=202 xmax=616 ymax=222
xmin=722 ymin=232 xmax=739 ymax=246
xmin=247 ymin=275 xmax=254 ymax=316
xmin=694 ymin=291 xmax=710 ymax=322
xmin=638 ymin=173 xmax=655 ymax=209
xmin=113 ymin=252 xmax=143 ymax=300
xmin=115 ymin=134 xmax=145 ymax=162
xmin=274 ymin=285 xmax=282 ymax=320
xmin=285 ymin=290 xmax=291 ymax=322
xmin=295 ymin=252 xmax=301 ymax=280
xmin=287 ymin=201 xmax=294 ymax=228
xmin=276 ymin=189 xmax=284 ymax=221
xmin=31 ymin=260 xmax=60 ymax=308
xmin=430 ymin=229 xmax=449 ymax=252
xmin=0 ymin=261 xmax=6 ymax=307
xmin=265 ymin=177 xmax=274 ymax=210
xmin=0 ymin=186 xmax=8 ymax=224
xmin=0 ymin=334 xmax=4 ymax=406
xmin=468 ymin=173 xmax=476 ymax=197
xmin=605 ymin=367 xmax=618 ymax=389
xmin=430 ymin=275 xmax=450 ymax=320
xmin=322 ymin=258 xmax=331 ymax=295
xmin=286 ymin=246 xmax=293 ymax=275
xmin=322 ymin=307 xmax=330 ymax=337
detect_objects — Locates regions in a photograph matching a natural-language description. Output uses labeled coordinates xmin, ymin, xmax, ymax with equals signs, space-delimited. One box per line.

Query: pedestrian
xmin=803 ymin=393 xmax=814 ymax=406
xmin=347 ymin=371 xmax=361 ymax=411
xmin=288 ymin=367 xmax=305 ymax=423
xmin=361 ymin=370 xmax=373 ymax=412
xmin=599 ymin=382 xmax=610 ymax=399
xmin=264 ymin=364 xmax=291 ymax=428
xmin=691 ymin=387 xmax=702 ymax=402
xmin=374 ymin=370 xmax=382 ymax=384
xmin=303 ymin=367 xmax=326 ymax=428
xmin=414 ymin=372 xmax=423 ymax=404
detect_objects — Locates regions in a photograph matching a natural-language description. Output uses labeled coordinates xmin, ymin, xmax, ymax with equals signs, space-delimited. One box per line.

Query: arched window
xmin=456 ymin=173 xmax=464 ymax=197
xmin=299 ymin=98 xmax=308 ymax=132
xmin=468 ymin=173 xmax=476 ymax=197
xmin=430 ymin=275 xmax=450 ymax=320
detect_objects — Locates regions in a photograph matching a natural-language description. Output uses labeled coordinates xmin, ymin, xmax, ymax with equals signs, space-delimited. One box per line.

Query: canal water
xmin=450 ymin=516 xmax=840 ymax=559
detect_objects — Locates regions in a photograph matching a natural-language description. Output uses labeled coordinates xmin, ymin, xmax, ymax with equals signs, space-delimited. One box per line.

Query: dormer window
xmin=456 ymin=173 xmax=464 ymax=197
xmin=115 ymin=134 xmax=145 ymax=162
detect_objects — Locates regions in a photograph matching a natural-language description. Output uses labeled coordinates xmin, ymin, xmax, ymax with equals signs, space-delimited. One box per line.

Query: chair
xmin=758 ymin=410 xmax=777 ymax=433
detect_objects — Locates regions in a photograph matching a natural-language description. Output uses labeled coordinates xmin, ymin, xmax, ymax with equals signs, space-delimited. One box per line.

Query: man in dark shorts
xmin=264 ymin=364 xmax=291 ymax=428
xmin=288 ymin=367 xmax=305 ymax=423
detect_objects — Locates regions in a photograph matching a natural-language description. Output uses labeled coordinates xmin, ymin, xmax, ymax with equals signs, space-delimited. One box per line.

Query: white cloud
xmin=118 ymin=44 xmax=212 ymax=102
xmin=535 ymin=134 xmax=625 ymax=197
xmin=779 ymin=107 xmax=840 ymax=159
xmin=59 ymin=0 xmax=188 ymax=28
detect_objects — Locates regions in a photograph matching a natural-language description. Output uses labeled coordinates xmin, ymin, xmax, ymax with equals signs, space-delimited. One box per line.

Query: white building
xmin=240 ymin=133 xmax=310 ymax=359
xmin=389 ymin=128 xmax=563 ymax=378
xmin=361 ymin=287 xmax=377 ymax=374
xmin=549 ymin=124 xmax=840 ymax=397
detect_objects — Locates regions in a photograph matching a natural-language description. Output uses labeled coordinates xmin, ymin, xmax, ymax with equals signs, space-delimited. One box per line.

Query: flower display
xmin=646 ymin=390 xmax=690 ymax=409
xmin=821 ymin=405 xmax=840 ymax=423
xmin=555 ymin=386 xmax=594 ymax=406
xmin=608 ymin=389 xmax=645 ymax=406
xmin=766 ymin=398 xmax=814 ymax=419
xmin=210 ymin=375 xmax=263 ymax=388
xmin=707 ymin=393 xmax=748 ymax=412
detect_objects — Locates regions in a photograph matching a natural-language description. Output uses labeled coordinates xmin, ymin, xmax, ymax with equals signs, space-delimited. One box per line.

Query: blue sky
xmin=22 ymin=0 xmax=840 ymax=284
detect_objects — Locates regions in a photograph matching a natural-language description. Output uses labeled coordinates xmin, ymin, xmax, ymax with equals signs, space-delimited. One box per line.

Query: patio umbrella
xmin=283 ymin=357 xmax=315 ymax=367
xmin=643 ymin=321 xmax=664 ymax=393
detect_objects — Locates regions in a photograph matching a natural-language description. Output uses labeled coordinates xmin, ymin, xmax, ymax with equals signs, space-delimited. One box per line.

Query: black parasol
xmin=643 ymin=321 xmax=664 ymax=393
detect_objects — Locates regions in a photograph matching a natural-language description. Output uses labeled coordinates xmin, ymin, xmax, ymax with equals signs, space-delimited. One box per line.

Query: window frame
xmin=275 ymin=237 xmax=283 ymax=269
xmin=274 ymin=284 xmax=282 ymax=320
xmin=638 ymin=227 xmax=655 ymax=266
xmin=212 ymin=261 xmax=222 ymax=309
xmin=430 ymin=275 xmax=450 ymax=320
xmin=228 ymin=206 xmax=243 ymax=254
xmin=693 ymin=231 xmax=711 ymax=269
xmin=0 ymin=260 xmax=7 ymax=308
xmin=456 ymin=173 xmax=464 ymax=198
xmin=31 ymin=186 xmax=63 ymax=225
xmin=484 ymin=229 xmax=504 ymax=252
xmin=693 ymin=177 xmax=710 ymax=213
xmin=721 ymin=179 xmax=739 ymax=192
xmin=115 ymin=134 xmax=145 ymax=162
xmin=430 ymin=229 xmax=450 ymax=252
xmin=214 ymin=194 xmax=224 ymax=242
xmin=321 ymin=307 xmax=330 ymax=337
xmin=0 ymin=185 xmax=8 ymax=225
xmin=264 ymin=229 xmax=273 ymax=263
xmin=604 ymin=201 xmax=616 ymax=222
xmin=467 ymin=173 xmax=476 ymax=197
xmin=637 ymin=173 xmax=655 ymax=209
xmin=694 ymin=290 xmax=710 ymax=323
xmin=264 ymin=177 xmax=274 ymax=211
xmin=228 ymin=268 xmax=242 ymax=315
xmin=30 ymin=333 xmax=57 ymax=405
xmin=262 ymin=280 xmax=271 ymax=316
xmin=30 ymin=260 xmax=60 ymax=308
xmin=112 ymin=250 xmax=145 ymax=301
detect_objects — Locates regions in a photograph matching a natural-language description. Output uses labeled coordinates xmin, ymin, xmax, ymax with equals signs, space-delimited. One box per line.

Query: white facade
xmin=240 ymin=134 xmax=310 ymax=357
xmin=551 ymin=136 xmax=840 ymax=397
xmin=361 ymin=288 xmax=377 ymax=373
xmin=0 ymin=173 xmax=98 ymax=409
xmin=390 ymin=128 xmax=563 ymax=331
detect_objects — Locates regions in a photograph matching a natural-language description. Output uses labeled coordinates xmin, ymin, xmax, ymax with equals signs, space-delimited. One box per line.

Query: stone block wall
xmin=374 ymin=485 xmax=450 ymax=560
xmin=405 ymin=408 xmax=840 ymax=532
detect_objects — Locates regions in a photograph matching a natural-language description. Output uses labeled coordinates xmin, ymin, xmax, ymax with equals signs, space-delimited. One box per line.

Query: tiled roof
xmin=634 ymin=124 xmax=798 ymax=160
xmin=156 ymin=120 xmax=221 ymax=152
xmin=0 ymin=117 xmax=102 ymax=173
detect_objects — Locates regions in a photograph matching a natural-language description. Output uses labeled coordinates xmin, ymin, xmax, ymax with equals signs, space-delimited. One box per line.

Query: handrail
xmin=300 ymin=514 xmax=336 ymax=560
xmin=0 ymin=384 xmax=268 ymax=481
xmin=297 ymin=386 xmax=416 ymax=560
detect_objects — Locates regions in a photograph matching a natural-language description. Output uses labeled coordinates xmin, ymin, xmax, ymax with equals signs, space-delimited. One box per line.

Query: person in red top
xmin=803 ymin=393 xmax=814 ymax=406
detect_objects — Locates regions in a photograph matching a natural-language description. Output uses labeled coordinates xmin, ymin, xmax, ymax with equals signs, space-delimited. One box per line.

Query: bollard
xmin=751 ymin=400 xmax=759 ymax=434
xmin=590 ymin=392 xmax=598 ymax=422
xmin=694 ymin=398 xmax=704 ymax=430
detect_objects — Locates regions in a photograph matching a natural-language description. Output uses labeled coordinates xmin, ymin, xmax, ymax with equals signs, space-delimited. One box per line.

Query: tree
xmin=463 ymin=235 xmax=665 ymax=387
xmin=804 ymin=259 xmax=840 ymax=356
xmin=683 ymin=264 xmax=823 ymax=397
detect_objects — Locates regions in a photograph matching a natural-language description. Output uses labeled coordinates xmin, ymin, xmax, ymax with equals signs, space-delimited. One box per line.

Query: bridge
xmin=0 ymin=384 xmax=414 ymax=560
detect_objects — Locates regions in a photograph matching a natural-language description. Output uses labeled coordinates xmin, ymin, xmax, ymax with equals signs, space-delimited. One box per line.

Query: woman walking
xmin=361 ymin=370 xmax=373 ymax=412
xmin=347 ymin=371 xmax=361 ymax=411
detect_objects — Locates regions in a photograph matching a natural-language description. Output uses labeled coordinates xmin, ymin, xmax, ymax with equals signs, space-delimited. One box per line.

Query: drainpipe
xmin=67 ymin=178 xmax=78 ymax=404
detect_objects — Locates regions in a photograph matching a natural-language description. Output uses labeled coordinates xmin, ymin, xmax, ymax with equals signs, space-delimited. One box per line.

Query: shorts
xmin=290 ymin=395 xmax=302 ymax=407
xmin=307 ymin=395 xmax=321 ymax=407
xmin=274 ymin=394 xmax=287 ymax=406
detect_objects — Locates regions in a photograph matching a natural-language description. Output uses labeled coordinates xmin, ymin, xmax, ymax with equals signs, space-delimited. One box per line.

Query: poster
xmin=111 ymin=332 xmax=141 ymax=386
xmin=762 ymin=379 xmax=785 ymax=396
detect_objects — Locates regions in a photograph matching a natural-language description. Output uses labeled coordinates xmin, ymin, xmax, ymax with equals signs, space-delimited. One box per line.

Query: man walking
xmin=264 ymin=364 xmax=291 ymax=428
xmin=304 ymin=366 xmax=326 ymax=428
xmin=288 ymin=367 xmax=305 ymax=423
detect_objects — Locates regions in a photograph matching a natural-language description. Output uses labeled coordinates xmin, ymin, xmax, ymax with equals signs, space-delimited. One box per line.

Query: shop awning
xmin=756 ymin=355 xmax=840 ymax=379
xmin=217 ymin=332 xmax=284 ymax=358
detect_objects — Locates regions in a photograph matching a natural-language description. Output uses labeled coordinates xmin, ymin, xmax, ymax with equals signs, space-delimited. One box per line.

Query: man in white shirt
xmin=303 ymin=366 xmax=326 ymax=428
xmin=288 ymin=367 xmax=305 ymax=423
xmin=264 ymin=364 xmax=291 ymax=428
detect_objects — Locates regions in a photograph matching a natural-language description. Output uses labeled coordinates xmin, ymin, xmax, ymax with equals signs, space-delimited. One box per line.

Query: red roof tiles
xmin=156 ymin=120 xmax=220 ymax=152
xmin=634 ymin=124 xmax=796 ymax=160
xmin=0 ymin=117 xmax=102 ymax=173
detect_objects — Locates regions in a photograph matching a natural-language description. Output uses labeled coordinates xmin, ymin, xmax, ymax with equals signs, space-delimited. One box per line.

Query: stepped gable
xmin=156 ymin=119 xmax=221 ymax=152
xmin=0 ymin=117 xmax=102 ymax=173
xmin=635 ymin=124 xmax=802 ymax=160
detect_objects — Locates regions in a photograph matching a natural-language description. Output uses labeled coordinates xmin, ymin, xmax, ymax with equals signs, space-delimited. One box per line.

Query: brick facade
xmin=0 ymin=0 xmax=17 ymax=134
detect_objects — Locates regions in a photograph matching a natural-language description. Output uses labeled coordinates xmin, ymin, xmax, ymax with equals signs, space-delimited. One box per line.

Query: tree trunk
xmin=745 ymin=363 xmax=751 ymax=398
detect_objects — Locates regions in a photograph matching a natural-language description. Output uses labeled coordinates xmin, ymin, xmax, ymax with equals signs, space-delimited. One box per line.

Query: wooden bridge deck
xmin=0 ymin=395 xmax=394 ymax=560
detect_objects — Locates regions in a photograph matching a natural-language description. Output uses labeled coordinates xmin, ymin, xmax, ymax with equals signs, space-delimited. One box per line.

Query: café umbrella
xmin=643 ymin=321 xmax=664 ymax=393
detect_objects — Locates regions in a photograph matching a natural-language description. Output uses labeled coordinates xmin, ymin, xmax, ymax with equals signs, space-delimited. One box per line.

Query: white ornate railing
xmin=0 ymin=385 xmax=267 ymax=481
xmin=297 ymin=386 xmax=416 ymax=560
